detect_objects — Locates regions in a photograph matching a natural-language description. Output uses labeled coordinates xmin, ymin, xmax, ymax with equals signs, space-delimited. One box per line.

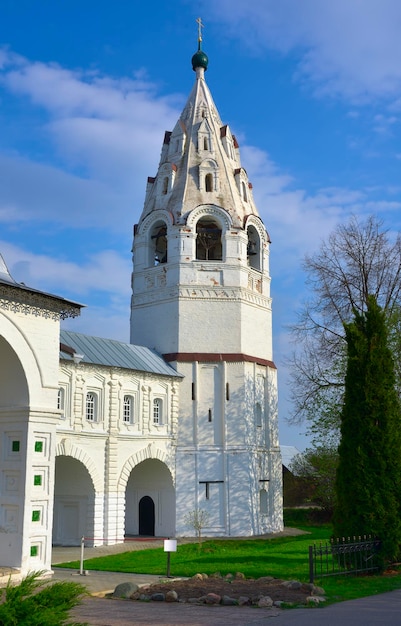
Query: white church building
xmin=0 ymin=37 xmax=283 ymax=577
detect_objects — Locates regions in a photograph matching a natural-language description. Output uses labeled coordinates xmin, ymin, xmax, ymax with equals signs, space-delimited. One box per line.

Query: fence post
xmin=79 ymin=536 xmax=85 ymax=576
xmin=309 ymin=545 xmax=314 ymax=584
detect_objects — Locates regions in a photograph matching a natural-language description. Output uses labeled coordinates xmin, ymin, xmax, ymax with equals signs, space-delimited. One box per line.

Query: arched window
xmin=205 ymin=173 xmax=213 ymax=192
xmin=150 ymin=222 xmax=168 ymax=265
xmin=199 ymin=158 xmax=218 ymax=193
xmin=203 ymin=137 xmax=209 ymax=150
xmin=123 ymin=395 xmax=134 ymax=423
xmin=162 ymin=177 xmax=169 ymax=195
xmin=153 ymin=398 xmax=163 ymax=425
xmin=86 ymin=392 xmax=98 ymax=422
xmin=241 ymin=181 xmax=248 ymax=202
xmin=196 ymin=217 xmax=222 ymax=260
xmin=260 ymin=489 xmax=268 ymax=515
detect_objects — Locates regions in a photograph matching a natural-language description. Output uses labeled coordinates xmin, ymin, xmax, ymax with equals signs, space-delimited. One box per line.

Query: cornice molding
xmin=0 ymin=286 xmax=81 ymax=321
xmin=163 ymin=352 xmax=276 ymax=369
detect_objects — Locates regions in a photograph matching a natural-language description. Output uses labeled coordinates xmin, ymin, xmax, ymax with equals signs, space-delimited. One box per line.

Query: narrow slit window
xmin=242 ymin=181 xmax=248 ymax=202
xmin=256 ymin=402 xmax=262 ymax=427
xmin=205 ymin=173 xmax=213 ymax=192
xmin=260 ymin=489 xmax=268 ymax=515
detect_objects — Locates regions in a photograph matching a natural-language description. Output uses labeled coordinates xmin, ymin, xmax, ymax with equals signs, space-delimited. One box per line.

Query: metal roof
xmin=60 ymin=329 xmax=182 ymax=378
xmin=280 ymin=445 xmax=302 ymax=470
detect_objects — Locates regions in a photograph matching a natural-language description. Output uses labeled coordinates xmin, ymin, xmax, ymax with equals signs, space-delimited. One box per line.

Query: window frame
xmin=153 ymin=397 xmax=163 ymax=425
xmin=123 ymin=394 xmax=134 ymax=424
xmin=85 ymin=391 xmax=98 ymax=423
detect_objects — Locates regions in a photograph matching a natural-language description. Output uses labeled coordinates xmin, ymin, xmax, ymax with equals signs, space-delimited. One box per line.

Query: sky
xmin=2 ymin=0 xmax=401 ymax=451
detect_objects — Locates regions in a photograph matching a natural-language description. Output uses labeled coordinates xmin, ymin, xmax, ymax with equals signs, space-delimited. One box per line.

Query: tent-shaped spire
xmin=139 ymin=27 xmax=261 ymax=229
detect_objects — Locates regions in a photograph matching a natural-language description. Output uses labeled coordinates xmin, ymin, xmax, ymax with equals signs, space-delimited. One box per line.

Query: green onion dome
xmin=192 ymin=47 xmax=208 ymax=71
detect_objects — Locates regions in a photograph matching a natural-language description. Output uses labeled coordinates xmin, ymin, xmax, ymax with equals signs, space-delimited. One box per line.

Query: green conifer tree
xmin=333 ymin=295 xmax=401 ymax=562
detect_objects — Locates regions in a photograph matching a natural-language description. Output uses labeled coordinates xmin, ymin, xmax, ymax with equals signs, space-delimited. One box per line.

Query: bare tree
xmin=289 ymin=215 xmax=401 ymax=441
xmin=184 ymin=508 xmax=210 ymax=552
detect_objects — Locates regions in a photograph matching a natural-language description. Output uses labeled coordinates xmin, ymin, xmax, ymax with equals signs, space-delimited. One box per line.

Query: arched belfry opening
xmin=247 ymin=225 xmax=261 ymax=270
xmin=196 ymin=217 xmax=222 ymax=260
xmin=149 ymin=221 xmax=168 ymax=265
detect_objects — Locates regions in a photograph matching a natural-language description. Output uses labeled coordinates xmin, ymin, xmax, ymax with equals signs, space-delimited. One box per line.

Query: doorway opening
xmin=138 ymin=495 xmax=155 ymax=536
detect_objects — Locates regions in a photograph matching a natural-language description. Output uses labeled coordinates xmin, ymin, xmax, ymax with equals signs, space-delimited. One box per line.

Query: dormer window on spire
xmin=220 ymin=125 xmax=236 ymax=161
xmin=199 ymin=159 xmax=218 ymax=193
xmin=158 ymin=163 xmax=177 ymax=198
xmin=197 ymin=118 xmax=213 ymax=155
xmin=234 ymin=168 xmax=251 ymax=204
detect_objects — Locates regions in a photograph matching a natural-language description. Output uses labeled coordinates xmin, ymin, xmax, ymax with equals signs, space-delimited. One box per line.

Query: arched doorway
xmin=124 ymin=459 xmax=175 ymax=537
xmin=138 ymin=496 xmax=155 ymax=536
xmin=53 ymin=456 xmax=95 ymax=546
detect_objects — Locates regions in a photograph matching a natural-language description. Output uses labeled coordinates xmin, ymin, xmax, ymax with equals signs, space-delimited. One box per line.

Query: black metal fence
xmin=309 ymin=536 xmax=382 ymax=583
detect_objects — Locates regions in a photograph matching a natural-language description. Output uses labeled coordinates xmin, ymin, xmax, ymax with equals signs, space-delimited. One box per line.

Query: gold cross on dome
xmin=196 ymin=17 xmax=204 ymax=43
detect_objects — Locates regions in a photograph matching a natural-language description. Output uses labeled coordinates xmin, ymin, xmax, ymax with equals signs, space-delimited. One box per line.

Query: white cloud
xmin=241 ymin=143 xmax=401 ymax=276
xmin=0 ymin=49 xmax=183 ymax=229
xmin=205 ymin=0 xmax=401 ymax=102
xmin=0 ymin=154 xmax=128 ymax=229
xmin=0 ymin=240 xmax=131 ymax=298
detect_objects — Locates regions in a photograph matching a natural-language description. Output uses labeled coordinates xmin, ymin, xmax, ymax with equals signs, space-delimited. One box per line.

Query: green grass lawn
xmin=53 ymin=513 xmax=401 ymax=605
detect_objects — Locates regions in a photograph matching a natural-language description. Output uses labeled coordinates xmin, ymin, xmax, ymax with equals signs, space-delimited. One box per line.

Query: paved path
xmin=69 ymin=590 xmax=401 ymax=626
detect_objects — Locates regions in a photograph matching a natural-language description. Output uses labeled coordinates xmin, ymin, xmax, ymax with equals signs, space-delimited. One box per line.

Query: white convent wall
xmin=0 ymin=304 xmax=61 ymax=575
xmin=55 ymin=361 xmax=180 ymax=545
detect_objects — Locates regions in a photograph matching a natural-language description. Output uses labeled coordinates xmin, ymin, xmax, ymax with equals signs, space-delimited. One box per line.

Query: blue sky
xmin=2 ymin=0 xmax=401 ymax=450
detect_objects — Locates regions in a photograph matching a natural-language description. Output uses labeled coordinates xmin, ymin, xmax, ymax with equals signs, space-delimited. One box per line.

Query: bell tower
xmin=130 ymin=26 xmax=283 ymax=536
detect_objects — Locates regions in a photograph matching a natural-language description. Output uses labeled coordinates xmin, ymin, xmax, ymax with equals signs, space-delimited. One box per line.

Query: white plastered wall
xmin=0 ymin=306 xmax=61 ymax=575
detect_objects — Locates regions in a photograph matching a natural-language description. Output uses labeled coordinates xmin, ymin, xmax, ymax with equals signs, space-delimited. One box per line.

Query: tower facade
xmin=130 ymin=41 xmax=283 ymax=535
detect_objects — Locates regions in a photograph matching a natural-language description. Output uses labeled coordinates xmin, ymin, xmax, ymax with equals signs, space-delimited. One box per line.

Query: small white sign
xmin=164 ymin=539 xmax=177 ymax=552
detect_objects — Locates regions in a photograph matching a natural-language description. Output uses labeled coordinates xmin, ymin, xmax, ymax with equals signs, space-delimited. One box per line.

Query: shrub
xmin=0 ymin=571 xmax=88 ymax=626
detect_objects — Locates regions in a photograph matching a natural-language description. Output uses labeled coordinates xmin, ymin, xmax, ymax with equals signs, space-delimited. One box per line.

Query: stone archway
xmin=53 ymin=456 xmax=96 ymax=546
xmin=124 ymin=458 xmax=175 ymax=537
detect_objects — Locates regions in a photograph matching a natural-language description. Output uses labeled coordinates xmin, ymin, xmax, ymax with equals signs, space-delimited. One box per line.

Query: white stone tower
xmin=130 ymin=30 xmax=283 ymax=536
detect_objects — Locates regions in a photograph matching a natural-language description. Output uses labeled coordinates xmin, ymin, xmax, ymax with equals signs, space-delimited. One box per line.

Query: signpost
xmin=164 ymin=538 xmax=177 ymax=577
